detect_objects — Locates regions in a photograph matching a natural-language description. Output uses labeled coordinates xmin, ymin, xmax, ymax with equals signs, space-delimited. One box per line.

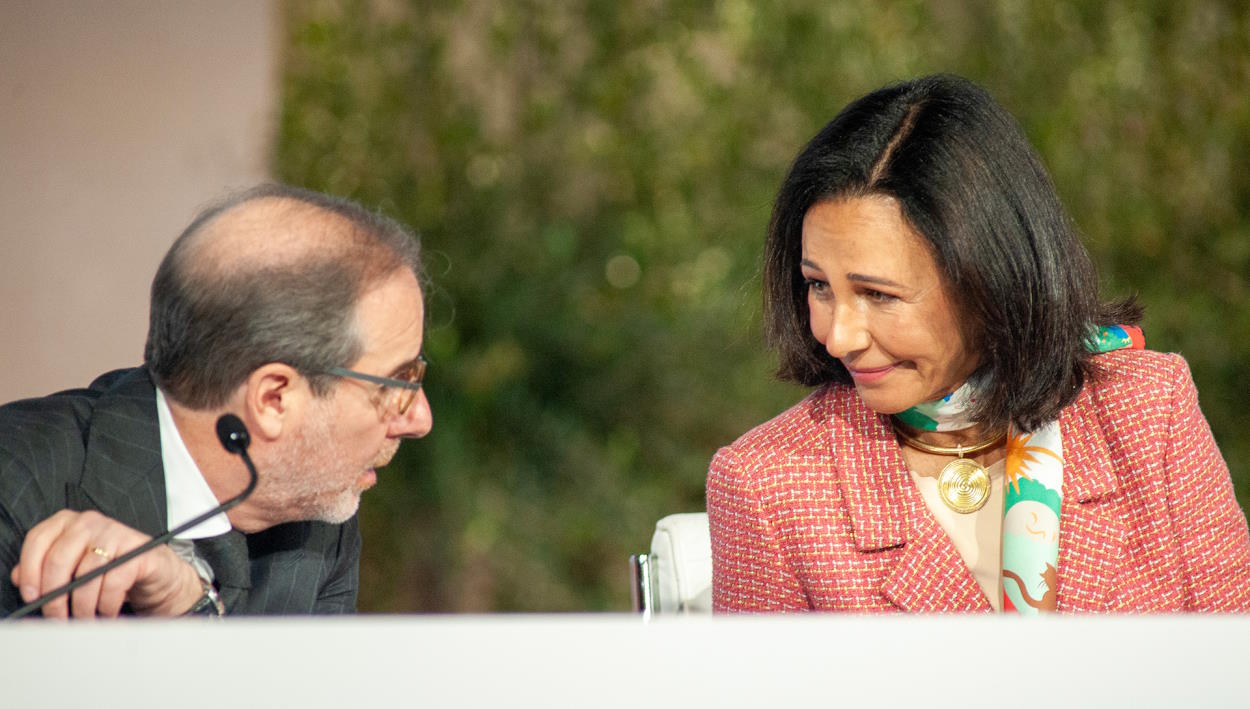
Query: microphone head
xmin=216 ymin=414 xmax=251 ymax=454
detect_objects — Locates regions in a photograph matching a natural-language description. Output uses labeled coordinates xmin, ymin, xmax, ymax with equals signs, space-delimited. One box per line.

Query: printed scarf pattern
xmin=897 ymin=324 xmax=1144 ymax=613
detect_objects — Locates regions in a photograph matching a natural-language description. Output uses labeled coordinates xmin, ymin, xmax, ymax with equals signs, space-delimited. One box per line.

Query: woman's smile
xmin=845 ymin=363 xmax=898 ymax=383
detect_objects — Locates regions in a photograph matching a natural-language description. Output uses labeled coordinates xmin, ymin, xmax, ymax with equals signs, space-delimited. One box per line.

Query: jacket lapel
xmin=77 ymin=369 xmax=168 ymax=537
xmin=883 ymin=513 xmax=991 ymax=612
xmin=74 ymin=369 xmax=257 ymax=611
xmin=827 ymin=382 xmax=1135 ymax=613
xmin=1055 ymin=386 xmax=1131 ymax=611
xmin=830 ymin=388 xmax=990 ymax=612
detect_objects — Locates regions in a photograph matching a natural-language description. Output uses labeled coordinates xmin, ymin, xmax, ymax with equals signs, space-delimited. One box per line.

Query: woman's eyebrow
xmin=847 ymin=273 xmax=904 ymax=288
xmin=801 ymin=260 xmax=903 ymax=288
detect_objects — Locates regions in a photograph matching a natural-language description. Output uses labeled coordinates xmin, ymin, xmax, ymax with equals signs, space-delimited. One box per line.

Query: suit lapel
xmin=827 ymin=382 xmax=1135 ymax=612
xmin=883 ymin=511 xmax=992 ymax=612
xmin=1055 ymin=386 xmax=1130 ymax=611
xmin=77 ymin=369 xmax=168 ymax=537
xmin=830 ymin=389 xmax=989 ymax=611
xmin=75 ymin=369 xmax=257 ymax=612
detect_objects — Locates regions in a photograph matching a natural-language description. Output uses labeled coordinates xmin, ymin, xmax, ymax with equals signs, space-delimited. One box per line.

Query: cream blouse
xmin=909 ymin=458 xmax=1006 ymax=611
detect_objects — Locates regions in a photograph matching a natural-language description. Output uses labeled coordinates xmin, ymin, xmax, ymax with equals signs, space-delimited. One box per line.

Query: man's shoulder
xmin=0 ymin=367 xmax=150 ymax=475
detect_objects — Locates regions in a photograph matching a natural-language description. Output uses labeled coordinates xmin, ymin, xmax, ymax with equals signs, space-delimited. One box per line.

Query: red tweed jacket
xmin=707 ymin=349 xmax=1250 ymax=612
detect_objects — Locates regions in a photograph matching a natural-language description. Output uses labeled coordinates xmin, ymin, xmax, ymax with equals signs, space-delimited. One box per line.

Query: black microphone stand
xmin=4 ymin=414 xmax=258 ymax=620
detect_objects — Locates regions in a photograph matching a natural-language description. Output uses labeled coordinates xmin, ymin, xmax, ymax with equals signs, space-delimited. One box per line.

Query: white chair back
xmin=629 ymin=512 xmax=711 ymax=615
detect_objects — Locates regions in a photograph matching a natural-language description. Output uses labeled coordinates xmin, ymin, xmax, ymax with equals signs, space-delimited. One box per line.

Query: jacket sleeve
xmin=706 ymin=446 xmax=809 ymax=612
xmin=1161 ymin=355 xmax=1250 ymax=610
xmin=0 ymin=492 xmax=26 ymax=616
xmin=0 ymin=448 xmax=61 ymax=617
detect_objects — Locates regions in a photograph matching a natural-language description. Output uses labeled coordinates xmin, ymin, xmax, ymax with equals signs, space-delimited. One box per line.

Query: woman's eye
xmin=804 ymin=278 xmax=828 ymax=293
xmin=865 ymin=289 xmax=897 ymax=303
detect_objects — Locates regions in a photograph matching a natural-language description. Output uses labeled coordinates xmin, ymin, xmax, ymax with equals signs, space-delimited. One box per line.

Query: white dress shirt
xmin=155 ymin=388 xmax=233 ymax=539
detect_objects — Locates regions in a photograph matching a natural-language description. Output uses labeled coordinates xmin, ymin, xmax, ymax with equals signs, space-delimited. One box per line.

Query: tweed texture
xmin=707 ymin=349 xmax=1250 ymax=612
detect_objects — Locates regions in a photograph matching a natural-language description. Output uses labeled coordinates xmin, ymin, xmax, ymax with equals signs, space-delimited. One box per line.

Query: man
xmin=0 ymin=184 xmax=432 ymax=617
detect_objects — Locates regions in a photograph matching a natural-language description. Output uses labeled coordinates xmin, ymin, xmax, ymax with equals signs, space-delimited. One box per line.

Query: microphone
xmin=217 ymin=413 xmax=250 ymax=454
xmin=5 ymin=414 xmax=260 ymax=620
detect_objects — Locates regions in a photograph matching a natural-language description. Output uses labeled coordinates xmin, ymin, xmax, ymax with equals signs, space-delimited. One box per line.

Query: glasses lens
xmin=393 ymin=358 xmax=426 ymax=415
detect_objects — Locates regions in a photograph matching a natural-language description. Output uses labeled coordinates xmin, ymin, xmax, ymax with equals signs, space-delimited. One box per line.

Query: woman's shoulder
xmin=1080 ymin=348 xmax=1197 ymax=423
xmin=1087 ymin=347 xmax=1191 ymax=394
xmin=712 ymin=384 xmax=857 ymax=470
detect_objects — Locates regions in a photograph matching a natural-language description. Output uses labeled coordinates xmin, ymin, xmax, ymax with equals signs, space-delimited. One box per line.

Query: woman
xmin=707 ymin=74 xmax=1250 ymax=613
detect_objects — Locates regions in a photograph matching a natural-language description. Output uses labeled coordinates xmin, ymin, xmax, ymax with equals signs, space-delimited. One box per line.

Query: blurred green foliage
xmin=275 ymin=0 xmax=1250 ymax=611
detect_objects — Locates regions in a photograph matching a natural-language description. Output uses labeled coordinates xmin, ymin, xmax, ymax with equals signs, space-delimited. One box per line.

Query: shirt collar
xmin=155 ymin=388 xmax=233 ymax=539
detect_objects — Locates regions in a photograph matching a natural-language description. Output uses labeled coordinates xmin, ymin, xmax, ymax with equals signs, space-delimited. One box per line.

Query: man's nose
xmin=391 ymin=389 xmax=433 ymax=438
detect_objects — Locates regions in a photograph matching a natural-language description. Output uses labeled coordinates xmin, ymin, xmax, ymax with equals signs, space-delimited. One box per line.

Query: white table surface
xmin=2 ymin=613 xmax=1244 ymax=708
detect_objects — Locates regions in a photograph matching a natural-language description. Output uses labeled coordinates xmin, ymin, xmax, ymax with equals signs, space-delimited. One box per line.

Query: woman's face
xmin=801 ymin=194 xmax=979 ymax=414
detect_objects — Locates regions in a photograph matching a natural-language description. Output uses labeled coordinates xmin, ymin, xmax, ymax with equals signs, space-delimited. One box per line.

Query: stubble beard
xmin=260 ymin=400 xmax=371 ymax=525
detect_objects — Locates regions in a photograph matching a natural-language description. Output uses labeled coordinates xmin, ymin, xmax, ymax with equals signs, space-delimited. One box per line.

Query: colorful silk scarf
xmin=896 ymin=324 xmax=1144 ymax=613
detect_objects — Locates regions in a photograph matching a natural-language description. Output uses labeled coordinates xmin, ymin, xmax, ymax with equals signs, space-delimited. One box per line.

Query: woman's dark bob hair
xmin=763 ymin=74 xmax=1139 ymax=431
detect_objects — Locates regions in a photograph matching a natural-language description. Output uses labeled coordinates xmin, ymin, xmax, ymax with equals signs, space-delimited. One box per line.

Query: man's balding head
xmin=144 ymin=184 xmax=423 ymax=409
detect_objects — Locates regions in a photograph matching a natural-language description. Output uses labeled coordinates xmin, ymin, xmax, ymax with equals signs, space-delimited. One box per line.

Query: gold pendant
xmin=936 ymin=457 xmax=991 ymax=514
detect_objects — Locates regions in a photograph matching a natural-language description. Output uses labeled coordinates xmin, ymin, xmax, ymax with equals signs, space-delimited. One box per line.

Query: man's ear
xmin=241 ymin=363 xmax=308 ymax=441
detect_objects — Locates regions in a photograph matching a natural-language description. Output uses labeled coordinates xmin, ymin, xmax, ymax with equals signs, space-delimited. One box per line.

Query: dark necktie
xmin=193 ymin=530 xmax=251 ymax=612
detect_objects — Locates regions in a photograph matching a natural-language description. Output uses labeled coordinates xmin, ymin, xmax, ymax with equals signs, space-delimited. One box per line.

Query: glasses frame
xmin=327 ymin=355 xmax=426 ymax=416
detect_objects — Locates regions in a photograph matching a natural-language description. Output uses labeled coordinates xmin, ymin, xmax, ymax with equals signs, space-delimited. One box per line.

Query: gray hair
xmin=144 ymin=183 xmax=423 ymax=409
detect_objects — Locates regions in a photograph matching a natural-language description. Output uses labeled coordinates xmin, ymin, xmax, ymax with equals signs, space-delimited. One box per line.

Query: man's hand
xmin=9 ymin=510 xmax=203 ymax=618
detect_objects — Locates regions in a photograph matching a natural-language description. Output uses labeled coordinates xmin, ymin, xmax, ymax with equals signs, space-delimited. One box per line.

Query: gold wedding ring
xmin=90 ymin=546 xmax=112 ymax=562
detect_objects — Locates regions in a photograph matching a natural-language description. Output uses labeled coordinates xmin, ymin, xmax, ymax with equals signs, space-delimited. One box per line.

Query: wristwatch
xmin=185 ymin=578 xmax=225 ymax=617
xmin=170 ymin=540 xmax=225 ymax=617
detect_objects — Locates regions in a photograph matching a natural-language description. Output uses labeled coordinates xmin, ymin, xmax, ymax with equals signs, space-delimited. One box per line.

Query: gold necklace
xmin=894 ymin=425 xmax=1006 ymax=514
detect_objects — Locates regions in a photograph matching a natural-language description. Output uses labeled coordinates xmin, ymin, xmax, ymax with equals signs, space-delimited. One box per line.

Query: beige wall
xmin=0 ymin=1 xmax=278 ymax=403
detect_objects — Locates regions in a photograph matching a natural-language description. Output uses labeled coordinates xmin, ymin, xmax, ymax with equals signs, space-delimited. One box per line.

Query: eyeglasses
xmin=327 ymin=355 xmax=426 ymax=416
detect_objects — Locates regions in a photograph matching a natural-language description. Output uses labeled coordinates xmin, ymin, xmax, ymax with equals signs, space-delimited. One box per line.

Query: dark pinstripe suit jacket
xmin=0 ymin=368 xmax=360 ymax=616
